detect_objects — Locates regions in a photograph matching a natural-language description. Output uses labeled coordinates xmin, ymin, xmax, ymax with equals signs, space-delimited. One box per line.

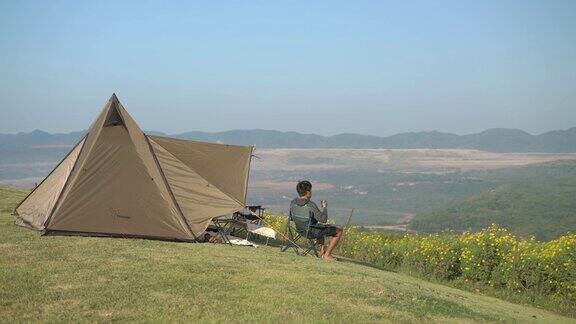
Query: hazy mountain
xmin=0 ymin=129 xmax=85 ymax=150
xmin=0 ymin=127 xmax=575 ymax=153
xmin=169 ymin=127 xmax=576 ymax=152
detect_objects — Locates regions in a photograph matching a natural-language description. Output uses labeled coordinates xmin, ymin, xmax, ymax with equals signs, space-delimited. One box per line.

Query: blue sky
xmin=0 ymin=1 xmax=574 ymax=135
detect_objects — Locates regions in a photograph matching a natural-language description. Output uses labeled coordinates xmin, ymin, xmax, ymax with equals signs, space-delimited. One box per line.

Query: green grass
xmin=1 ymin=188 xmax=573 ymax=323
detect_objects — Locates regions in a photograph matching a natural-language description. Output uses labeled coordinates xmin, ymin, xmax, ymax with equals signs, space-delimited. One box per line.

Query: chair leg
xmin=216 ymin=221 xmax=233 ymax=245
xmin=280 ymin=224 xmax=292 ymax=252
xmin=304 ymin=239 xmax=320 ymax=258
xmin=280 ymin=229 xmax=301 ymax=255
xmin=312 ymin=243 xmax=320 ymax=258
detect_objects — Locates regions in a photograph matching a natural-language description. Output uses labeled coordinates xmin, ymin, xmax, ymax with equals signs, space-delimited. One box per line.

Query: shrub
xmin=266 ymin=213 xmax=575 ymax=314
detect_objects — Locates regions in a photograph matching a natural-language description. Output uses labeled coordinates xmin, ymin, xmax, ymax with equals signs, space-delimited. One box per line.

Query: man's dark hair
xmin=296 ymin=180 xmax=312 ymax=196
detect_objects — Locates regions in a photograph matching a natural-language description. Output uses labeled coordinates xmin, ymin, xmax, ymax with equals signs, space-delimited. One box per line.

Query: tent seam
xmin=41 ymin=135 xmax=88 ymax=231
xmin=145 ymin=136 xmax=198 ymax=240
xmin=243 ymin=146 xmax=255 ymax=205
xmin=46 ymin=97 xmax=118 ymax=229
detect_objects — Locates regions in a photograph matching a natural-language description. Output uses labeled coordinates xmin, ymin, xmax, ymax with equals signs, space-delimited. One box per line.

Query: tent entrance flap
xmin=103 ymin=103 xmax=125 ymax=127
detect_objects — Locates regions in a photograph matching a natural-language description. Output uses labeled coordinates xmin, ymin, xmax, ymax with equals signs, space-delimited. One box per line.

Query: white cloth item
xmin=228 ymin=238 xmax=258 ymax=247
xmin=246 ymin=223 xmax=277 ymax=239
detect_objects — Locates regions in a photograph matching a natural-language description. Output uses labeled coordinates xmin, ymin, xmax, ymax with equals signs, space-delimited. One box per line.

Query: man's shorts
xmin=308 ymin=224 xmax=339 ymax=240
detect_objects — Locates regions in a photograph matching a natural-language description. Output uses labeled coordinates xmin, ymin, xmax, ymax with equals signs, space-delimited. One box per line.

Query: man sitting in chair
xmin=289 ymin=180 xmax=343 ymax=260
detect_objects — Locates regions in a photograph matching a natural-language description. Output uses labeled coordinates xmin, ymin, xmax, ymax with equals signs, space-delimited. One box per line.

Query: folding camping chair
xmin=280 ymin=204 xmax=323 ymax=257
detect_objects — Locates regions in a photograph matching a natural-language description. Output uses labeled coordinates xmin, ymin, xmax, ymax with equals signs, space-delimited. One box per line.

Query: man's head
xmin=296 ymin=180 xmax=312 ymax=198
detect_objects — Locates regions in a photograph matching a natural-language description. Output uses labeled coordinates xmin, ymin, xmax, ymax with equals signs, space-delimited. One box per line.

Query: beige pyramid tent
xmin=14 ymin=94 xmax=253 ymax=241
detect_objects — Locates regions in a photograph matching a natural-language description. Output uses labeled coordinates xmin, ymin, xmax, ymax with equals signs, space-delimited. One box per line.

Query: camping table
xmin=211 ymin=217 xmax=248 ymax=245
xmin=230 ymin=205 xmax=265 ymax=237
xmin=211 ymin=206 xmax=269 ymax=244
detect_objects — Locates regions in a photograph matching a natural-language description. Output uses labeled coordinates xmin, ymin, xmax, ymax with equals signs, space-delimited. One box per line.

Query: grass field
xmin=0 ymin=188 xmax=573 ymax=323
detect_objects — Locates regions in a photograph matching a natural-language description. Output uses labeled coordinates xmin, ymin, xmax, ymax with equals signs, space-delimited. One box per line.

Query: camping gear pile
xmin=211 ymin=206 xmax=277 ymax=246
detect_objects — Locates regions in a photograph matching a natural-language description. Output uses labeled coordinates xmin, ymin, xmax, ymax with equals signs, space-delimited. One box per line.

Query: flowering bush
xmin=261 ymin=211 xmax=288 ymax=233
xmin=341 ymin=224 xmax=575 ymax=313
xmin=264 ymin=213 xmax=575 ymax=314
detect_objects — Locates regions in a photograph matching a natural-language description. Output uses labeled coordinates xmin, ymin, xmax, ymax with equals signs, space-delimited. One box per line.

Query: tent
xmin=14 ymin=94 xmax=253 ymax=241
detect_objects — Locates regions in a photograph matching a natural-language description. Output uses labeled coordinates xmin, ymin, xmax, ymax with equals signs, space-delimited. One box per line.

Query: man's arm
xmin=309 ymin=201 xmax=328 ymax=223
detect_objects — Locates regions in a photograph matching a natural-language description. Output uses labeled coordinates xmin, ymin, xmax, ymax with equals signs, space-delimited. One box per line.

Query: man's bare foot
xmin=322 ymin=254 xmax=336 ymax=261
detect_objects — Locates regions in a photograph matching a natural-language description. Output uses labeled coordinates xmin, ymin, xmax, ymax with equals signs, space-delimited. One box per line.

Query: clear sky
xmin=1 ymin=1 xmax=575 ymax=136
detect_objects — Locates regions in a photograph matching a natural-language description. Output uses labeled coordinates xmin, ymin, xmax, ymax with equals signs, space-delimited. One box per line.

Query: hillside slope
xmin=0 ymin=188 xmax=572 ymax=323
xmin=409 ymin=161 xmax=576 ymax=240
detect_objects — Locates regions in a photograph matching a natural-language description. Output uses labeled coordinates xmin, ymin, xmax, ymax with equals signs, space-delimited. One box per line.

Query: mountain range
xmin=1 ymin=127 xmax=575 ymax=152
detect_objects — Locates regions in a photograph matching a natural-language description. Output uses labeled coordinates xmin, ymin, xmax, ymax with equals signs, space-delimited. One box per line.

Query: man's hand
xmin=321 ymin=200 xmax=327 ymax=208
